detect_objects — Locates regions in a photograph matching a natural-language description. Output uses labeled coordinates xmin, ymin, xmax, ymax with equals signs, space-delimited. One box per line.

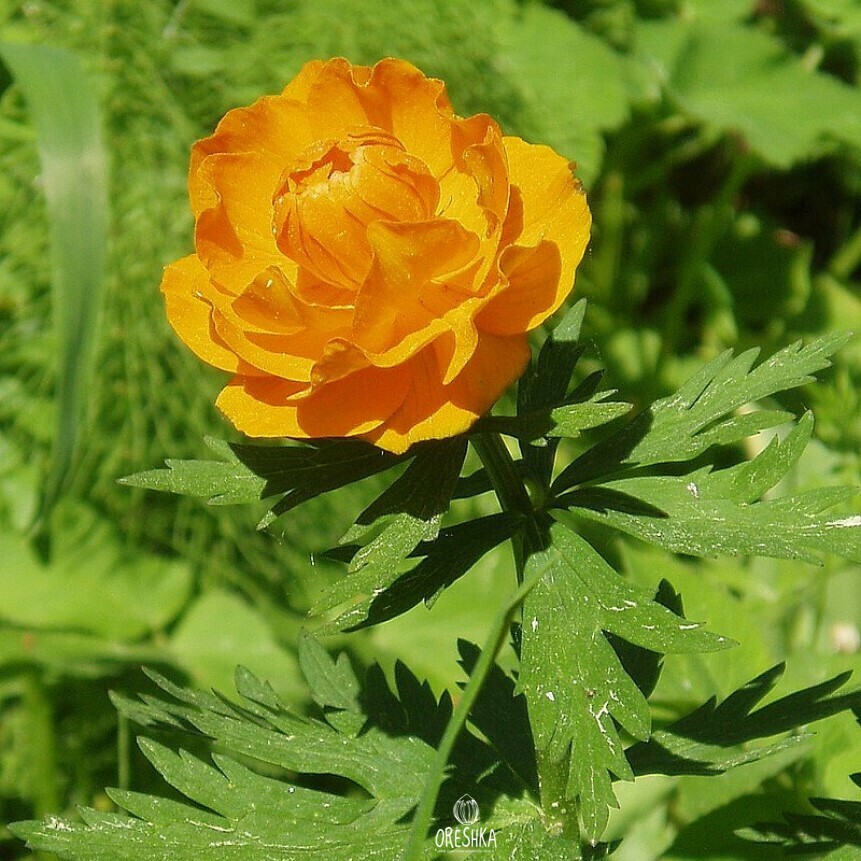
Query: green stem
xmin=472 ymin=432 xmax=545 ymax=572
xmin=402 ymin=434 xmax=546 ymax=859
xmin=474 ymin=433 xmax=579 ymax=840
xmin=401 ymin=573 xmax=540 ymax=860
xmin=829 ymin=221 xmax=861 ymax=282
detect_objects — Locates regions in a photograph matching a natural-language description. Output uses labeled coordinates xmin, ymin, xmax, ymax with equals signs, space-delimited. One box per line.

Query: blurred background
xmin=0 ymin=0 xmax=859 ymax=858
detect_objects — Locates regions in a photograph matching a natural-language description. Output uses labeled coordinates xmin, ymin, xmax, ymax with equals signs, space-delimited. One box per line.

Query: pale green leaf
xmin=501 ymin=5 xmax=633 ymax=183
xmin=168 ymin=591 xmax=304 ymax=702
xmin=636 ymin=18 xmax=861 ymax=166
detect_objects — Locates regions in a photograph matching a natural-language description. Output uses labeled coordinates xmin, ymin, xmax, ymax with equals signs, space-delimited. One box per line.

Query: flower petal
xmin=190 ymin=95 xmax=313 ymax=217
xmin=369 ymin=331 xmax=531 ymax=453
xmin=353 ymin=218 xmax=481 ymax=353
xmin=475 ymin=240 xmax=563 ymax=335
xmin=217 ymin=362 xmax=411 ymax=439
xmin=160 ymin=254 xmax=240 ymax=373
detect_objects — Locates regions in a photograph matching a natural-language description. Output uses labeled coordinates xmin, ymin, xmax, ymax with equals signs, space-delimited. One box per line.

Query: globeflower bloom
xmin=161 ymin=58 xmax=591 ymax=453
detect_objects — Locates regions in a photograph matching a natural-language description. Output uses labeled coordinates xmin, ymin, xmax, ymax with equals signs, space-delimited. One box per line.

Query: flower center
xmin=272 ymin=130 xmax=439 ymax=290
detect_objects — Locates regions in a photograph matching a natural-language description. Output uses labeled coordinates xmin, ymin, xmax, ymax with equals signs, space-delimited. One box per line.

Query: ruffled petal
xmin=496 ymin=136 xmax=590 ymax=317
xmin=160 ymin=255 xmax=240 ymax=373
xmin=369 ymin=331 xmax=531 ymax=453
xmin=190 ymin=95 xmax=313 ymax=217
xmin=475 ymin=240 xmax=563 ymax=335
xmin=216 ymin=376 xmax=308 ymax=438
xmin=217 ymin=362 xmax=412 ymax=439
xmin=353 ymin=219 xmax=481 ymax=354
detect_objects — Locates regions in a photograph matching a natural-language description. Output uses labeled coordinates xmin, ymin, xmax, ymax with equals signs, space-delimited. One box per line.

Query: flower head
xmin=161 ymin=58 xmax=591 ymax=453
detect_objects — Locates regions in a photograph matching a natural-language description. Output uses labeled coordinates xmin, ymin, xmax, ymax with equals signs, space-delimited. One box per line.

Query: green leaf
xmin=13 ymin=737 xmax=426 ymax=860
xmin=14 ymin=638 xmax=558 ymax=860
xmin=480 ymin=398 xmax=631 ymax=444
xmin=323 ymin=513 xmax=519 ymax=632
xmin=607 ymin=579 xmax=689 ymax=700
xmin=491 ymin=816 xmax=606 ymax=859
xmin=517 ymin=299 xmax=589 ymax=487
xmin=0 ymin=43 xmax=109 ymax=516
xmin=627 ymin=666 xmax=861 ymax=778
xmin=238 ymin=438 xmax=406 ymax=523
xmin=457 ymin=640 xmax=538 ymax=795
xmin=118 ymin=437 xmax=267 ymax=504
xmin=502 ymin=5 xmax=633 ymax=183
xmin=112 ymin=667 xmax=435 ymax=801
xmin=121 ymin=436 xmax=407 ymax=525
xmin=0 ymin=502 xmax=191 ymax=641
xmin=739 ymin=774 xmax=861 ymax=854
xmin=636 ymin=18 xmax=861 ymax=167
xmin=517 ymin=524 xmax=730 ymax=842
xmin=297 ymin=629 xmax=366 ymax=735
xmin=501 ymin=299 xmax=628 ymax=494
xmin=555 ymin=332 xmax=853 ymax=489
xmin=312 ymin=439 xmax=468 ymax=631
xmin=558 ymin=466 xmax=861 ymax=565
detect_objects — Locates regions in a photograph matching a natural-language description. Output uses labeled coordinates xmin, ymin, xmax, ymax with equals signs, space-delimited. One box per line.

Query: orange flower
xmin=161 ymin=58 xmax=591 ymax=453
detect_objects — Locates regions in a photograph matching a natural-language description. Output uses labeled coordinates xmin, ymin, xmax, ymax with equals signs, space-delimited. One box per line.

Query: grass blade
xmin=0 ymin=42 xmax=109 ymax=518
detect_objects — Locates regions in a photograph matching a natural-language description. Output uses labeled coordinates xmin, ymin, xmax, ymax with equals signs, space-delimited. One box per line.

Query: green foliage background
xmin=0 ymin=0 xmax=859 ymax=858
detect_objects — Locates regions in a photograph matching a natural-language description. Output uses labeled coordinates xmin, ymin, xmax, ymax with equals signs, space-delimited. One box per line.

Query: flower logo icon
xmin=453 ymin=794 xmax=480 ymax=826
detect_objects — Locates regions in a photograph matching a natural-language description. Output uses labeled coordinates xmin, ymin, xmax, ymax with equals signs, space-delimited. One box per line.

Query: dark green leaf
xmin=555 ymin=333 xmax=852 ymax=490
xmin=458 ymin=640 xmax=538 ymax=795
xmin=120 ymin=436 xmax=407 ymax=524
xmin=627 ymin=665 xmax=861 ymax=777
xmin=312 ymin=439 xmax=468 ymax=631
xmin=325 ymin=513 xmax=519 ymax=632
xmin=518 ymin=524 xmax=730 ymax=842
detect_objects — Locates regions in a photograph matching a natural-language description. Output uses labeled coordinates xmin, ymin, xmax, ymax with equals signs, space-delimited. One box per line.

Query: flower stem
xmin=474 ymin=432 xmax=580 ymax=842
xmin=471 ymin=432 xmax=545 ymax=571
xmin=401 ymin=571 xmax=540 ymax=860
xmin=402 ymin=433 xmax=545 ymax=859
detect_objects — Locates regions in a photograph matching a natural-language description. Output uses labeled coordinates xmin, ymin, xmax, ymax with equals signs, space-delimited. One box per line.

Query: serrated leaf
xmin=518 ymin=524 xmax=730 ymax=842
xmin=20 ymin=640 xmax=550 ymax=861
xmin=297 ymin=630 xmax=365 ymax=734
xmin=558 ymin=469 xmax=861 ymax=564
xmin=112 ymin=669 xmax=435 ymax=801
xmin=322 ymin=513 xmax=519 ymax=632
xmin=239 ymin=438 xmax=406 ymax=522
xmin=119 ymin=438 xmax=266 ymax=505
xmin=458 ymin=640 xmax=538 ymax=795
xmin=627 ymin=665 xmax=861 ymax=777
xmin=517 ymin=299 xmax=589 ymax=486
xmin=555 ymin=332 xmax=853 ymax=489
xmin=480 ymin=398 xmax=630 ymax=443
xmin=312 ymin=439 xmax=468 ymax=630
xmin=607 ymin=579 xmax=688 ymax=700
xmin=121 ymin=436 xmax=406 ymax=522
xmin=12 ymin=740 xmax=426 ymax=860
